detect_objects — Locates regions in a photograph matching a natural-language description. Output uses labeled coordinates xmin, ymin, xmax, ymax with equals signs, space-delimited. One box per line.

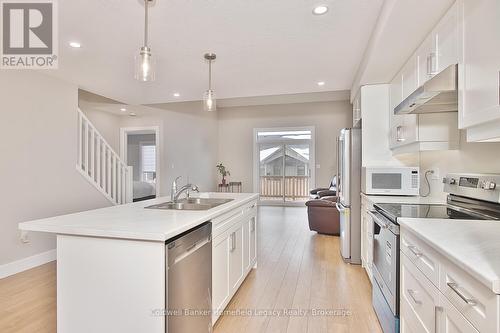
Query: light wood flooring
xmin=0 ymin=206 xmax=381 ymax=333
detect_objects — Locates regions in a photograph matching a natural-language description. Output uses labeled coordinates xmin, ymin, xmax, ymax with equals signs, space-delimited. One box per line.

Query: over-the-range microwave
xmin=362 ymin=166 xmax=420 ymax=196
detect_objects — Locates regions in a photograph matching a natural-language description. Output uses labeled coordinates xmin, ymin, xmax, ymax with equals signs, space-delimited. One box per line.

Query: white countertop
xmin=19 ymin=192 xmax=259 ymax=242
xmin=400 ymin=218 xmax=500 ymax=294
xmin=361 ymin=193 xmax=446 ymax=205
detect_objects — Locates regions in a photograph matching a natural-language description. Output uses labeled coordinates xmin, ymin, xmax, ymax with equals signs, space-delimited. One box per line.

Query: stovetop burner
xmin=374 ymin=203 xmax=496 ymax=222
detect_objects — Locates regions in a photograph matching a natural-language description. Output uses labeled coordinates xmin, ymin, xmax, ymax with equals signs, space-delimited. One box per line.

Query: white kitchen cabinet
xmin=389 ymin=73 xmax=406 ymax=150
xmin=360 ymin=196 xmax=374 ymax=283
xmin=434 ymin=2 xmax=459 ymax=74
xmin=458 ymin=0 xmax=500 ymax=141
xmin=401 ymin=252 xmax=440 ymax=333
xmin=400 ymin=227 xmax=500 ymax=333
xmin=387 ymin=2 xmax=460 ymax=154
xmin=402 ymin=57 xmax=418 ymax=101
xmin=439 ymin=294 xmax=479 ymax=333
xmin=212 ymin=231 xmax=230 ymax=320
xmin=211 ymin=199 xmax=258 ymax=325
xmin=228 ymin=222 xmax=244 ymax=292
xmin=249 ymin=213 xmax=257 ymax=266
xmin=416 ymin=34 xmax=435 ymax=87
xmin=390 ymin=72 xmax=403 ymax=112
xmin=353 ymin=89 xmax=361 ymax=128
xmin=243 ymin=216 xmax=250 ymax=272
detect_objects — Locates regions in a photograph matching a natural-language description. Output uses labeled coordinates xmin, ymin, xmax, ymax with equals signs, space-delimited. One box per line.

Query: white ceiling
xmin=351 ymin=0 xmax=456 ymax=97
xmin=51 ymin=0 xmax=384 ymax=105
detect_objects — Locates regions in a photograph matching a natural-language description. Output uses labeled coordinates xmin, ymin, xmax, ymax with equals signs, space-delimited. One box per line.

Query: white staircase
xmin=76 ymin=108 xmax=132 ymax=205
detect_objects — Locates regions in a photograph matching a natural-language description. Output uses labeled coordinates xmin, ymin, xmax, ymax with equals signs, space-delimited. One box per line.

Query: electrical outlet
xmin=431 ymin=168 xmax=440 ymax=180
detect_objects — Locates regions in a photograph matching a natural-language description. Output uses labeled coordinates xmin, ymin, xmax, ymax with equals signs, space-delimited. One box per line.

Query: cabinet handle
xmin=408 ymin=245 xmax=423 ymax=258
xmin=428 ymin=52 xmax=437 ymax=76
xmin=447 ymin=282 xmax=477 ymax=306
xmin=251 ymin=219 xmax=256 ymax=232
xmin=232 ymin=232 xmax=236 ymax=251
xmin=396 ymin=126 xmax=405 ymax=142
xmin=407 ymin=289 xmax=422 ymax=305
xmin=427 ymin=55 xmax=431 ymax=76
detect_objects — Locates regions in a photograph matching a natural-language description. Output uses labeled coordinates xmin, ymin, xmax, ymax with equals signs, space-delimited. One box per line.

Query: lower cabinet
xmin=211 ymin=201 xmax=258 ymax=325
xmin=439 ymin=294 xmax=479 ymax=333
xmin=360 ymin=196 xmax=374 ymax=283
xmin=400 ymin=228 xmax=496 ymax=333
xmin=212 ymin=232 xmax=230 ymax=321
xmin=228 ymin=222 xmax=244 ymax=291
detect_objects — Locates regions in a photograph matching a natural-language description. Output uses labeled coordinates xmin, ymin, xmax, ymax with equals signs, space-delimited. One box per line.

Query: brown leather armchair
xmin=309 ymin=176 xmax=337 ymax=199
xmin=305 ymin=196 xmax=340 ymax=235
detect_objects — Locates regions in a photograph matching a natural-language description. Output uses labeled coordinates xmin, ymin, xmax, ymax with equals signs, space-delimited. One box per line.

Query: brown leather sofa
xmin=305 ymin=196 xmax=340 ymax=235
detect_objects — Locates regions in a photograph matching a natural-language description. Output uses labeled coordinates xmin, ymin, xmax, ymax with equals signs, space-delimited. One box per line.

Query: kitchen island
xmin=19 ymin=192 xmax=259 ymax=333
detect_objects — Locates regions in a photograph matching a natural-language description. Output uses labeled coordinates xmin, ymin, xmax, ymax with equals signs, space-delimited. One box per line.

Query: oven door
xmin=369 ymin=210 xmax=399 ymax=314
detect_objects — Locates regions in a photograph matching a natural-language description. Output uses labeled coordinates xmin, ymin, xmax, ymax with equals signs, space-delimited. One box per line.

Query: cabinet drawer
xmin=213 ymin=210 xmax=243 ymax=238
xmin=439 ymin=293 xmax=479 ymax=333
xmin=401 ymin=253 xmax=440 ymax=333
xmin=401 ymin=230 xmax=441 ymax=287
xmin=440 ymin=259 xmax=499 ymax=332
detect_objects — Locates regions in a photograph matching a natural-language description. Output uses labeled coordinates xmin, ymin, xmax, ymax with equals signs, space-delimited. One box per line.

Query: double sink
xmin=145 ymin=198 xmax=234 ymax=211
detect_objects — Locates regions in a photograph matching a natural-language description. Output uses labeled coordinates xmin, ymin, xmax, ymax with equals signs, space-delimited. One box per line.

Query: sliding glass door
xmin=256 ymin=128 xmax=314 ymax=205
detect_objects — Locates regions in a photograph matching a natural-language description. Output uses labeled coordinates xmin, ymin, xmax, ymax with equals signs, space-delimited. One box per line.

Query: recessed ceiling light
xmin=129 ymin=112 xmax=137 ymax=117
xmin=173 ymin=93 xmax=180 ymax=97
xmin=120 ymin=108 xmax=127 ymax=112
xmin=312 ymin=5 xmax=329 ymax=15
xmin=69 ymin=41 xmax=81 ymax=48
xmin=317 ymin=81 xmax=326 ymax=86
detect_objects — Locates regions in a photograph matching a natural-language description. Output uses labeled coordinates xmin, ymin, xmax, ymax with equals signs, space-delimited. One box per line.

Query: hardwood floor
xmin=0 ymin=206 xmax=381 ymax=333
xmin=214 ymin=206 xmax=382 ymax=333
xmin=0 ymin=261 xmax=56 ymax=333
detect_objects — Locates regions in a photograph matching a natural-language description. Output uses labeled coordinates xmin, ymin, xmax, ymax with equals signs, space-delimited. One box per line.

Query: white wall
xmin=0 ymin=71 xmax=111 ymax=266
xmin=79 ymin=106 xmax=121 ymax=152
xmin=217 ymin=101 xmax=352 ymax=192
xmin=121 ymin=102 xmax=219 ymax=194
xmin=419 ymin=133 xmax=500 ymax=200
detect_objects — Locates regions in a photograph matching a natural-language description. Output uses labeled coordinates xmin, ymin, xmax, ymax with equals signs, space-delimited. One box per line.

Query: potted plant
xmin=216 ymin=163 xmax=230 ymax=185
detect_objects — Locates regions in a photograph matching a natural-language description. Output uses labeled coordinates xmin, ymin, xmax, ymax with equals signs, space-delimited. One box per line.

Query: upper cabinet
xmin=434 ymin=3 xmax=459 ymax=74
xmin=388 ymin=2 xmax=460 ymax=154
xmin=417 ymin=3 xmax=459 ymax=87
xmin=458 ymin=0 xmax=500 ymax=142
xmin=352 ymin=89 xmax=361 ymax=128
xmin=416 ymin=34 xmax=436 ymax=87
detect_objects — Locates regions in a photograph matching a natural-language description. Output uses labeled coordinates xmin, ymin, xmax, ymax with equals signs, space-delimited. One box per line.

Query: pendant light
xmin=203 ymin=53 xmax=217 ymax=111
xmin=135 ymin=0 xmax=155 ymax=82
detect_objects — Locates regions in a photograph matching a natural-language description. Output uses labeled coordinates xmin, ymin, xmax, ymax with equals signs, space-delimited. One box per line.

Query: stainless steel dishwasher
xmin=166 ymin=222 xmax=212 ymax=333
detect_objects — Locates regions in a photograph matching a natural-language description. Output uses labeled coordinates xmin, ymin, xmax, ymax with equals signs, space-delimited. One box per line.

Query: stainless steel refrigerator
xmin=336 ymin=128 xmax=362 ymax=264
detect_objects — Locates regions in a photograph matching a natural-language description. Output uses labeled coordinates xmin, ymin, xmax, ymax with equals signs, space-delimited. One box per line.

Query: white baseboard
xmin=0 ymin=249 xmax=56 ymax=279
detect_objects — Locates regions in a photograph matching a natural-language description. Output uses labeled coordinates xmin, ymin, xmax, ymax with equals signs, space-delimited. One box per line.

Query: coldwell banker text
xmin=1 ymin=0 xmax=58 ymax=69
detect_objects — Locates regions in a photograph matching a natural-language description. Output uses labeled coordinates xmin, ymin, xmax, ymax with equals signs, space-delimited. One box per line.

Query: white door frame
xmin=120 ymin=126 xmax=161 ymax=197
xmin=253 ymin=126 xmax=316 ymax=206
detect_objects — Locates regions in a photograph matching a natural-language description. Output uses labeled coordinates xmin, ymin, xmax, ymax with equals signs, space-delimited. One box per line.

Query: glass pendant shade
xmin=135 ymin=46 xmax=155 ymax=82
xmin=203 ymin=89 xmax=216 ymax=112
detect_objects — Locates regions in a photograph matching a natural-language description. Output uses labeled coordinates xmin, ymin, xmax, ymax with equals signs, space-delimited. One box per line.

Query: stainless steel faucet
xmin=171 ymin=176 xmax=199 ymax=202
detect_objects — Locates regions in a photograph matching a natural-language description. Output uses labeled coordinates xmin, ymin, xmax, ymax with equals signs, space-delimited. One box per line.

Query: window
xmin=141 ymin=144 xmax=156 ymax=183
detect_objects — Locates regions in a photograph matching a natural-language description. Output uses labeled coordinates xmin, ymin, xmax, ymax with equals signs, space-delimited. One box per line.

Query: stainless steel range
xmin=370 ymin=173 xmax=500 ymax=333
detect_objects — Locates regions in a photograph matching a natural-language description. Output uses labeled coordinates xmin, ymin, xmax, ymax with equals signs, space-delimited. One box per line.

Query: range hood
xmin=394 ymin=64 xmax=458 ymax=115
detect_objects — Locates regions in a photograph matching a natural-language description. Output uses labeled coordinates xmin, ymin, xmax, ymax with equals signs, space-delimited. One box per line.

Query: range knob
xmin=449 ymin=178 xmax=457 ymax=185
xmin=487 ymin=181 xmax=497 ymax=190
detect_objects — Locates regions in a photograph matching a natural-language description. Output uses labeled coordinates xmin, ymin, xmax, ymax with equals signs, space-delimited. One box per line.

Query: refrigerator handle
xmin=336 ymin=136 xmax=340 ymax=198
